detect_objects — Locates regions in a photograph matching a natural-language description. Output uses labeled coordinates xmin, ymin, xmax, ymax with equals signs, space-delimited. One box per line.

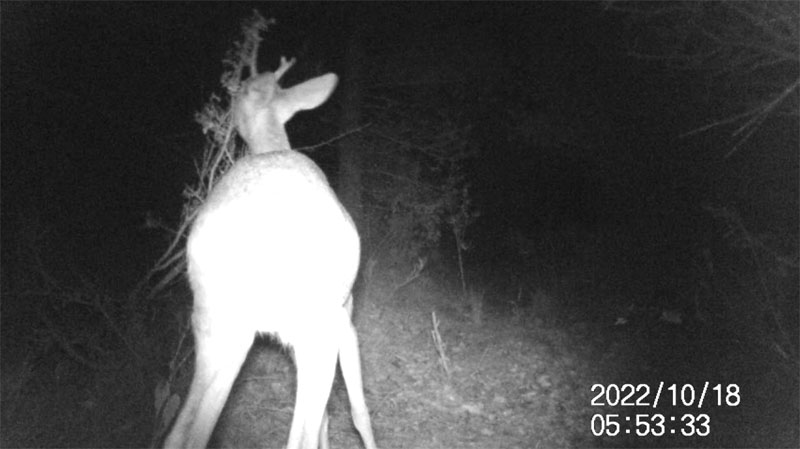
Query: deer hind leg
xmin=164 ymin=314 xmax=252 ymax=449
xmin=285 ymin=315 xmax=340 ymax=449
xmin=319 ymin=411 xmax=330 ymax=449
xmin=337 ymin=307 xmax=378 ymax=449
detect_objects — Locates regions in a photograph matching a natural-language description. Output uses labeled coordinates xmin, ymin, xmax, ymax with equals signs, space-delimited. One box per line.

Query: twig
xmin=430 ymin=312 xmax=451 ymax=378
xmin=295 ymin=123 xmax=372 ymax=153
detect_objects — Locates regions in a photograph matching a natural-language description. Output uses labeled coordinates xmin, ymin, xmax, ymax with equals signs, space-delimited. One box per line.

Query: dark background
xmin=1 ymin=3 xmax=796 ymax=290
xmin=1 ymin=2 xmax=797 ymax=448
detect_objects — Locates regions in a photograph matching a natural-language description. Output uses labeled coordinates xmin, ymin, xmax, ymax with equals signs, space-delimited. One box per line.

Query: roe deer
xmin=164 ymin=57 xmax=377 ymax=449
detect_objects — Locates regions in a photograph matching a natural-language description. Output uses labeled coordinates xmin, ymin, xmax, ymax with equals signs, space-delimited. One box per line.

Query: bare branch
xmin=617 ymin=1 xmax=799 ymax=154
xmin=295 ymin=123 xmax=372 ymax=153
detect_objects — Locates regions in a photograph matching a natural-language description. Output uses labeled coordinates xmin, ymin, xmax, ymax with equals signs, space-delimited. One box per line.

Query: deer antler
xmin=274 ymin=56 xmax=297 ymax=81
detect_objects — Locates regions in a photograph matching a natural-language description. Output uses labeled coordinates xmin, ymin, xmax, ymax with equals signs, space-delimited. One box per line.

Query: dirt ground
xmin=1 ymin=271 xmax=798 ymax=448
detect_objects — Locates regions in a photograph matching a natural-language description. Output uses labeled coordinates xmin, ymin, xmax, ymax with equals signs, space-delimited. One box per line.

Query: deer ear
xmin=274 ymin=73 xmax=338 ymax=124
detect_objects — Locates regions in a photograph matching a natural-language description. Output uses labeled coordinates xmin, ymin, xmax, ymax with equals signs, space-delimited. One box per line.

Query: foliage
xmin=705 ymin=205 xmax=799 ymax=363
xmin=610 ymin=1 xmax=799 ymax=371
xmin=609 ymin=0 xmax=800 ymax=156
xmin=358 ymin=98 xmax=478 ymax=268
xmin=135 ymin=11 xmax=273 ymax=301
